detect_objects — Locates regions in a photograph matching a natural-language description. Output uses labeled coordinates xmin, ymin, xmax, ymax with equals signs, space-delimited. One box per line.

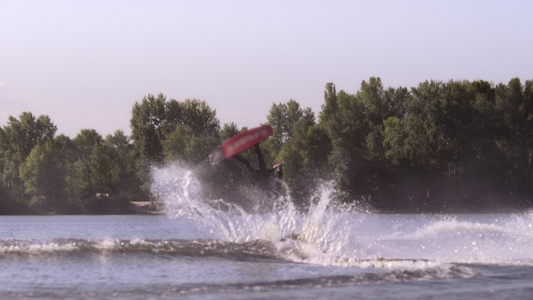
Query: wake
xmin=151 ymin=163 xmax=533 ymax=268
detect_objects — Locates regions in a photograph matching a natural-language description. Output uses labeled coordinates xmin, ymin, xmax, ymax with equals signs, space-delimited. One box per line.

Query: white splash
xmin=151 ymin=163 xmax=356 ymax=263
xmin=151 ymin=163 xmax=533 ymax=268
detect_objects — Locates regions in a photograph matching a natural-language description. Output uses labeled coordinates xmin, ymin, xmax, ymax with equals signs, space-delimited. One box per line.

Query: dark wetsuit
xmin=234 ymin=144 xmax=283 ymax=183
xmin=234 ymin=144 xmax=286 ymax=212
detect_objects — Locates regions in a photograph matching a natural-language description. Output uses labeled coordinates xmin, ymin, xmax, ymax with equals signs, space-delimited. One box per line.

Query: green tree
xmin=381 ymin=80 xmax=471 ymax=209
xmin=103 ymin=130 xmax=146 ymax=201
xmin=19 ymin=140 xmax=65 ymax=210
xmin=161 ymin=99 xmax=220 ymax=164
xmin=267 ymin=99 xmax=306 ymax=153
xmin=380 ymin=79 xmax=533 ymax=210
xmin=89 ymin=144 xmax=112 ymax=196
xmin=179 ymin=98 xmax=220 ymax=137
xmin=0 ymin=112 xmax=56 ymax=202
xmin=68 ymin=129 xmax=104 ymax=200
xmin=493 ymin=78 xmax=533 ymax=198
xmin=131 ymin=95 xmax=220 ymax=198
xmin=130 ymin=93 xmax=168 ymax=164
xmin=275 ymin=116 xmax=330 ymax=208
xmin=130 ymin=95 xmax=220 ymax=163
xmin=263 ymin=100 xmax=328 ymax=209
xmin=319 ymin=84 xmax=374 ymax=201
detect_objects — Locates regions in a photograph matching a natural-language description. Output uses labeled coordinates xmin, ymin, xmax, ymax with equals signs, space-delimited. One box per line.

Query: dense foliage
xmin=1 ymin=78 xmax=532 ymax=214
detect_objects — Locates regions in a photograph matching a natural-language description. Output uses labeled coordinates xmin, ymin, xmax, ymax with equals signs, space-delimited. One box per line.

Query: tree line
xmin=1 ymin=77 xmax=532 ymax=214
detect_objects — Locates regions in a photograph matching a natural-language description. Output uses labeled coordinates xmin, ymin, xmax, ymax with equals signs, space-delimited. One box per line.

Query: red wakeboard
xmin=210 ymin=125 xmax=273 ymax=164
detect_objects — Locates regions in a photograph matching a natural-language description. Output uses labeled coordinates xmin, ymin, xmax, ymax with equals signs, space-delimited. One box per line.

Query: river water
xmin=1 ymin=164 xmax=532 ymax=299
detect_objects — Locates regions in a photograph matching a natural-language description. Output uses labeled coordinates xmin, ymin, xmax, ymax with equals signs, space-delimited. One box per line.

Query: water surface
xmin=1 ymin=165 xmax=532 ymax=299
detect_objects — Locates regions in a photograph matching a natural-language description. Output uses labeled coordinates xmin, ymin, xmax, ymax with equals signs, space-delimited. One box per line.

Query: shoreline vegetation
xmin=1 ymin=77 xmax=532 ymax=215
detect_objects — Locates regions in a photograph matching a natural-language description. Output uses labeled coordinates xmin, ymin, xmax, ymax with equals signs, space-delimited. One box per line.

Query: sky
xmin=1 ymin=0 xmax=532 ymax=138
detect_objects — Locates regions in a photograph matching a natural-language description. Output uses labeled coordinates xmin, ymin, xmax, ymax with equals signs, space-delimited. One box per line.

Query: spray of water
xmin=151 ymin=163 xmax=533 ymax=267
xmin=151 ymin=163 xmax=360 ymax=264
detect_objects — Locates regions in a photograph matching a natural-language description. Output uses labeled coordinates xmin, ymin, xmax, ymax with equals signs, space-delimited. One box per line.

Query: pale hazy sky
xmin=1 ymin=0 xmax=532 ymax=137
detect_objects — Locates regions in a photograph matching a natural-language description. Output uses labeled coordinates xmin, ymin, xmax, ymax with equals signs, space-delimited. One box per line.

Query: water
xmin=1 ymin=164 xmax=532 ymax=299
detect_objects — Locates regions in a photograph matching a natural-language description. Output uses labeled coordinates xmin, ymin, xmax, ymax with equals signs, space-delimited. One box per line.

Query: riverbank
xmin=129 ymin=201 xmax=165 ymax=215
xmin=0 ymin=200 xmax=165 ymax=215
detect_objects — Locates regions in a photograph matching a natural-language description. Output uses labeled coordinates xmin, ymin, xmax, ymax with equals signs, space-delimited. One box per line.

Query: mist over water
xmin=151 ymin=163 xmax=533 ymax=268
